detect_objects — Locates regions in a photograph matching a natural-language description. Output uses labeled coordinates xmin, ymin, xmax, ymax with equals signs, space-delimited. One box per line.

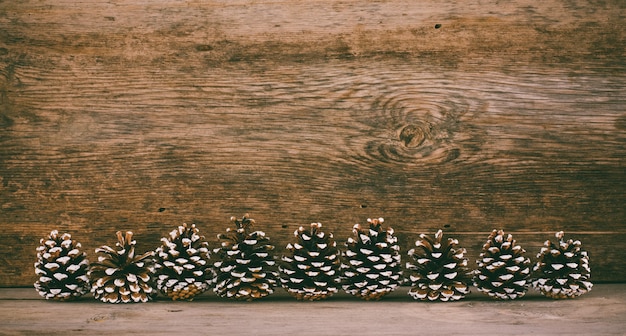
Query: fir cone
xmin=212 ymin=214 xmax=278 ymax=301
xmin=89 ymin=231 xmax=156 ymax=303
xmin=154 ymin=223 xmax=213 ymax=301
xmin=473 ymin=229 xmax=531 ymax=300
xmin=279 ymin=222 xmax=342 ymax=301
xmin=341 ymin=217 xmax=402 ymax=300
xmin=34 ymin=230 xmax=90 ymax=301
xmin=532 ymin=231 xmax=592 ymax=299
xmin=406 ymin=229 xmax=470 ymax=301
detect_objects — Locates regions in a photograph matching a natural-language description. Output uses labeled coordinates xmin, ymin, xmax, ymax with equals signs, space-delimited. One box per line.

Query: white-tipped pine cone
xmin=341 ymin=217 xmax=402 ymax=300
xmin=532 ymin=231 xmax=592 ymax=299
xmin=34 ymin=230 xmax=90 ymax=301
xmin=279 ymin=222 xmax=341 ymax=301
xmin=212 ymin=215 xmax=278 ymax=301
xmin=406 ymin=229 xmax=470 ymax=301
xmin=473 ymin=229 xmax=531 ymax=300
xmin=154 ymin=223 xmax=213 ymax=301
xmin=89 ymin=231 xmax=156 ymax=303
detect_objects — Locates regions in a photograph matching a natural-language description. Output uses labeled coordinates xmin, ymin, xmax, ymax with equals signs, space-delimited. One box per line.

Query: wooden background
xmin=0 ymin=0 xmax=624 ymax=286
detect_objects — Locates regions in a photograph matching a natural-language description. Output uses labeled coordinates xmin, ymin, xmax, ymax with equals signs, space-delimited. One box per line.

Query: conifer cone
xmin=532 ymin=231 xmax=592 ymax=299
xmin=154 ymin=223 xmax=213 ymax=301
xmin=89 ymin=231 xmax=156 ymax=303
xmin=34 ymin=230 xmax=90 ymax=301
xmin=406 ymin=229 xmax=470 ymax=301
xmin=279 ymin=222 xmax=341 ymax=301
xmin=473 ymin=229 xmax=531 ymax=300
xmin=341 ymin=217 xmax=402 ymax=300
xmin=212 ymin=214 xmax=278 ymax=301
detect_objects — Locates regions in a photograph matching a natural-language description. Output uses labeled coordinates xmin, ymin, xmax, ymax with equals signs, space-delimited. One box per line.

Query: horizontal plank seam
xmin=396 ymin=231 xmax=626 ymax=235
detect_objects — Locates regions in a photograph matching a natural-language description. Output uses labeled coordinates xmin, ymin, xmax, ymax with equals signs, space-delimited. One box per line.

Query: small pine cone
xmin=341 ymin=217 xmax=402 ymax=300
xmin=406 ymin=229 xmax=470 ymax=301
xmin=34 ymin=230 xmax=90 ymax=301
xmin=279 ymin=222 xmax=342 ymax=301
xmin=212 ymin=214 xmax=278 ymax=301
xmin=154 ymin=223 xmax=213 ymax=301
xmin=532 ymin=231 xmax=592 ymax=299
xmin=473 ymin=229 xmax=531 ymax=300
xmin=89 ymin=231 xmax=156 ymax=303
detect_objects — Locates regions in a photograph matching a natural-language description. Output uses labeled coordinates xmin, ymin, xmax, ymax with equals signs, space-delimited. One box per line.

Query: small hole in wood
xmin=360 ymin=204 xmax=368 ymax=208
xmin=434 ymin=23 xmax=442 ymax=29
xmin=195 ymin=44 xmax=214 ymax=52
xmin=158 ymin=207 xmax=166 ymax=212
xmin=281 ymin=224 xmax=288 ymax=228
xmin=444 ymin=224 xmax=451 ymax=228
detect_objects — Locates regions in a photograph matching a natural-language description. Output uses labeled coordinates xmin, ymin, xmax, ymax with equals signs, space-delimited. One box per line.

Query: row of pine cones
xmin=34 ymin=215 xmax=592 ymax=303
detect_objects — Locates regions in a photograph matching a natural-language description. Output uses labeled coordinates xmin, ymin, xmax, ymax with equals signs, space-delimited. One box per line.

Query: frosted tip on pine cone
xmin=532 ymin=231 xmax=592 ymax=299
xmin=473 ymin=229 xmax=531 ymax=300
xmin=279 ymin=222 xmax=342 ymax=301
xmin=212 ymin=214 xmax=278 ymax=301
xmin=89 ymin=231 xmax=156 ymax=303
xmin=34 ymin=230 xmax=90 ymax=301
xmin=341 ymin=217 xmax=402 ymax=300
xmin=154 ymin=223 xmax=213 ymax=301
xmin=406 ymin=229 xmax=471 ymax=301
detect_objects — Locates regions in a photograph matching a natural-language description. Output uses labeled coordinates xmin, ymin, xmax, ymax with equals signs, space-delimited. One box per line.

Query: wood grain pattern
xmin=1 ymin=0 xmax=625 ymax=285
xmin=0 ymin=284 xmax=626 ymax=336
xmin=2 ymin=285 xmax=626 ymax=335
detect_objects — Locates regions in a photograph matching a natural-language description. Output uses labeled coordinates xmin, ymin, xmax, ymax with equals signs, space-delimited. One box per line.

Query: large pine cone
xmin=406 ymin=229 xmax=470 ymax=301
xmin=212 ymin=215 xmax=278 ymax=301
xmin=34 ymin=230 xmax=90 ymax=301
xmin=532 ymin=231 xmax=592 ymax=299
xmin=279 ymin=222 xmax=341 ymax=301
xmin=89 ymin=231 xmax=156 ymax=303
xmin=341 ymin=218 xmax=402 ymax=300
xmin=154 ymin=223 xmax=213 ymax=301
xmin=473 ymin=229 xmax=531 ymax=300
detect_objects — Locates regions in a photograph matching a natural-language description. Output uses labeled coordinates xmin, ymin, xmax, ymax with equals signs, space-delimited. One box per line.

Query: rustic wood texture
xmin=2 ymin=285 xmax=626 ymax=335
xmin=1 ymin=0 xmax=625 ymax=286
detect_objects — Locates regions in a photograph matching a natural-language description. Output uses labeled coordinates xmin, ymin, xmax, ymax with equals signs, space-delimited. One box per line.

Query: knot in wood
xmin=399 ymin=124 xmax=427 ymax=148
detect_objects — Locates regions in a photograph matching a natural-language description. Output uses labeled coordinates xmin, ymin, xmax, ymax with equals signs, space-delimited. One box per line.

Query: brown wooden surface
xmin=2 ymin=285 xmax=626 ymax=335
xmin=1 ymin=0 xmax=625 ymax=286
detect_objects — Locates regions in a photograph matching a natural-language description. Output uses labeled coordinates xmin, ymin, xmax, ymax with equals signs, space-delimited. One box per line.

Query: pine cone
xmin=154 ymin=223 xmax=213 ymax=301
xmin=473 ymin=229 xmax=531 ymax=300
xmin=34 ymin=230 xmax=90 ymax=301
xmin=406 ymin=229 xmax=470 ymax=301
xmin=89 ymin=231 xmax=156 ymax=303
xmin=532 ymin=231 xmax=592 ymax=299
xmin=279 ymin=222 xmax=341 ymax=301
xmin=341 ymin=217 xmax=402 ymax=300
xmin=212 ymin=214 xmax=278 ymax=301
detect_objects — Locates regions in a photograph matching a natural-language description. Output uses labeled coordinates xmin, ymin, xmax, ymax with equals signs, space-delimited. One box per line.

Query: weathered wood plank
xmin=1 ymin=0 xmax=625 ymax=285
xmin=2 ymin=285 xmax=626 ymax=335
